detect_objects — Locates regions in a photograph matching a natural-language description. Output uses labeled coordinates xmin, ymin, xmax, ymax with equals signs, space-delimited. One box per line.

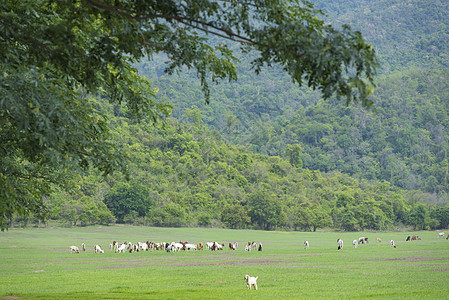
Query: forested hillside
xmin=136 ymin=0 xmax=449 ymax=195
xmin=319 ymin=0 xmax=449 ymax=72
xmin=11 ymin=0 xmax=449 ymax=231
xmin=43 ymin=102 xmax=448 ymax=231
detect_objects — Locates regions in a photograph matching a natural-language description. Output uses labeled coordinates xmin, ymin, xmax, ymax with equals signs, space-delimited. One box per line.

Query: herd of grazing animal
xmin=334 ymin=233 xmax=440 ymax=250
xmin=406 ymin=235 xmax=422 ymax=241
xmin=68 ymin=233 xmax=446 ymax=291
xmin=70 ymin=233 xmax=446 ymax=254
xmin=244 ymin=241 xmax=262 ymax=252
xmin=69 ymin=240 xmax=263 ymax=254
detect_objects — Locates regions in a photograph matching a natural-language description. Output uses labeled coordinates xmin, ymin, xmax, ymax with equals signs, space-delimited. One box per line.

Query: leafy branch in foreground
xmin=0 ymin=0 xmax=377 ymax=229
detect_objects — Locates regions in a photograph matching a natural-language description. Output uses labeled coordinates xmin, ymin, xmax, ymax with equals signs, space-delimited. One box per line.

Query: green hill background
xmin=25 ymin=0 xmax=448 ymax=231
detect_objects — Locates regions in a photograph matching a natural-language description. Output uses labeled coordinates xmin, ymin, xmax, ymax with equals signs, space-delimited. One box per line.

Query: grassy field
xmin=0 ymin=226 xmax=448 ymax=299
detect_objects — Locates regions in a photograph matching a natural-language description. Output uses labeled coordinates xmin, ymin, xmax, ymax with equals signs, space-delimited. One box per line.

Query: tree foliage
xmin=0 ymin=0 xmax=377 ymax=229
xmin=103 ymin=182 xmax=152 ymax=223
xmin=29 ymin=0 xmax=447 ymax=232
xmin=38 ymin=111 xmax=436 ymax=231
xmin=221 ymin=204 xmax=251 ymax=229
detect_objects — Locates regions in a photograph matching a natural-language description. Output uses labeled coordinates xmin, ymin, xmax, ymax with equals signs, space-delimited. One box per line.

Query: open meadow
xmin=1 ymin=226 xmax=448 ymax=299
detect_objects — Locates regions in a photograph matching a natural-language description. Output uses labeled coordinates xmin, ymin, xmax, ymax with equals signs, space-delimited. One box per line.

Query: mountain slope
xmin=135 ymin=0 xmax=449 ymax=196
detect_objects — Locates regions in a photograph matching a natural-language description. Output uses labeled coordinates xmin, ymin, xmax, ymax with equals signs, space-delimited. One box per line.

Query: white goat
xmin=155 ymin=242 xmax=165 ymax=250
xmin=352 ymin=240 xmax=358 ymax=248
xmin=94 ymin=244 xmax=104 ymax=253
xmin=116 ymin=243 xmax=127 ymax=253
xmin=70 ymin=246 xmax=80 ymax=254
xmin=140 ymin=242 xmax=148 ymax=251
xmin=110 ymin=241 xmax=119 ymax=251
xmin=358 ymin=237 xmax=368 ymax=244
xmin=437 ymin=232 xmax=445 ymax=238
xmin=337 ymin=238 xmax=343 ymax=250
xmin=304 ymin=241 xmax=309 ymax=249
xmin=139 ymin=242 xmax=148 ymax=251
xmin=206 ymin=242 xmax=214 ymax=250
xmin=244 ymin=275 xmax=258 ymax=290
xmin=170 ymin=242 xmax=184 ymax=252
xmin=390 ymin=240 xmax=396 ymax=248
xmin=252 ymin=241 xmax=257 ymax=251
xmin=184 ymin=243 xmax=197 ymax=251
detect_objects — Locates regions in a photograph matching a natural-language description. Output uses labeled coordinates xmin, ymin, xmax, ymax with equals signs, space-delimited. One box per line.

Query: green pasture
xmin=0 ymin=226 xmax=448 ymax=299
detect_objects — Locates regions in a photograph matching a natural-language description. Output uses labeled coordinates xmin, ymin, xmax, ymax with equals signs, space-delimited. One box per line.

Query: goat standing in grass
xmin=244 ymin=275 xmax=258 ymax=290
xmin=116 ymin=243 xmax=127 ymax=253
xmin=390 ymin=240 xmax=396 ymax=248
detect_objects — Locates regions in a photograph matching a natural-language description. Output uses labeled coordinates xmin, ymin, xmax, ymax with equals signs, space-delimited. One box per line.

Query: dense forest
xmin=43 ymin=107 xmax=448 ymax=231
xmin=9 ymin=0 xmax=449 ymax=231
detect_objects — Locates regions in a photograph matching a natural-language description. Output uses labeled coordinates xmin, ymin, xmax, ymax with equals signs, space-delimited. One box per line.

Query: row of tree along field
xmin=12 ymin=101 xmax=446 ymax=231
